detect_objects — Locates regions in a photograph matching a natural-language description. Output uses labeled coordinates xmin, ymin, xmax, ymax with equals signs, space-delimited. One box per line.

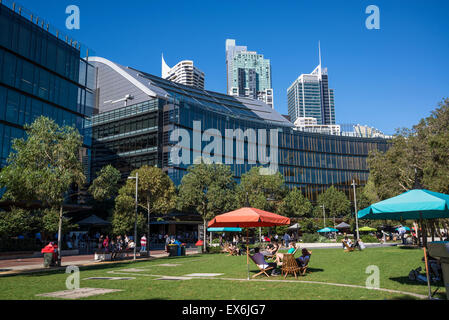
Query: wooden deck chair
xmin=249 ymin=254 xmax=274 ymax=278
xmin=299 ymin=251 xmax=312 ymax=276
xmin=342 ymin=241 xmax=355 ymax=252
xmin=281 ymin=254 xmax=300 ymax=279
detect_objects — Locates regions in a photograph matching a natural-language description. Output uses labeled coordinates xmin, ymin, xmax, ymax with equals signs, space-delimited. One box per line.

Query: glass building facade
xmin=0 ymin=2 xmax=96 ymax=177
xmin=89 ymin=57 xmax=389 ymax=202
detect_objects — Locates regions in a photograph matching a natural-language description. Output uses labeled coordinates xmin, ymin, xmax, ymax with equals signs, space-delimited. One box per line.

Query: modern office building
xmin=88 ymin=56 xmax=389 ymax=202
xmin=287 ymin=46 xmax=335 ymax=125
xmin=294 ymin=117 xmax=341 ymax=135
xmin=0 ymin=1 xmax=96 ymax=178
xmin=225 ymin=39 xmax=274 ymax=109
xmin=161 ymin=55 xmax=204 ymax=90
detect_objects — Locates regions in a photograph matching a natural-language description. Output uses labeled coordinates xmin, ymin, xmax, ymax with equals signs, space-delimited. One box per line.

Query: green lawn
xmin=0 ymin=247 xmax=444 ymax=300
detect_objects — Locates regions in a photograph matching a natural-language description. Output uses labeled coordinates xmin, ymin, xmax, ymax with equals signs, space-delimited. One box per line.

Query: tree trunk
xmin=147 ymin=200 xmax=150 ymax=254
xmin=429 ymin=221 xmax=435 ymax=242
xmin=203 ymin=219 xmax=207 ymax=252
xmin=416 ymin=221 xmax=422 ymax=247
xmin=57 ymin=205 xmax=63 ymax=267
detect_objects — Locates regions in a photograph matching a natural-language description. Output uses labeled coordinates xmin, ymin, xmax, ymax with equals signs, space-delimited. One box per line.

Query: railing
xmin=0 ymin=0 xmax=94 ymax=58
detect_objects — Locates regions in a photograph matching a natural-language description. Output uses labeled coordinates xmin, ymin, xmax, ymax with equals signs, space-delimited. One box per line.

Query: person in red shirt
xmin=140 ymin=235 xmax=147 ymax=252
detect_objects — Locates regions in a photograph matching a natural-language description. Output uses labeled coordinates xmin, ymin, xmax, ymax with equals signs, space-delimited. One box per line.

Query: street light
xmin=128 ymin=172 xmax=138 ymax=260
xmin=320 ymin=204 xmax=326 ymax=227
xmin=351 ymin=179 xmax=360 ymax=241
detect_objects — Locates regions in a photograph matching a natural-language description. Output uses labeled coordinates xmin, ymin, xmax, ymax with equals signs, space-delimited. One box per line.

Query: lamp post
xmin=320 ymin=204 xmax=326 ymax=227
xmin=128 ymin=172 xmax=138 ymax=260
xmin=351 ymin=179 xmax=360 ymax=241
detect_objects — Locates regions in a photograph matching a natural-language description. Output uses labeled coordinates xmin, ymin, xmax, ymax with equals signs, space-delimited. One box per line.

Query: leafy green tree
xmin=315 ymin=186 xmax=350 ymax=226
xmin=89 ymin=165 xmax=121 ymax=202
xmin=236 ymin=166 xmax=287 ymax=212
xmin=277 ymin=187 xmax=312 ymax=218
xmin=112 ymin=165 xmax=176 ymax=237
xmin=0 ymin=207 xmax=37 ymax=237
xmin=0 ymin=117 xmax=85 ymax=265
xmin=177 ymin=162 xmax=236 ymax=250
xmin=298 ymin=218 xmax=322 ymax=234
xmin=367 ymin=99 xmax=449 ymax=198
xmin=366 ymin=99 xmax=449 ymax=243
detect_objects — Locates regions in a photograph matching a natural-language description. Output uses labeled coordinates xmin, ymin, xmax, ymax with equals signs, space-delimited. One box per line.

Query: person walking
xmin=140 ymin=235 xmax=147 ymax=252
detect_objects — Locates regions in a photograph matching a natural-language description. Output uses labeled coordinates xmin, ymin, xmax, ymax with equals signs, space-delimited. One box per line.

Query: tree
xmin=88 ymin=165 xmax=121 ymax=202
xmin=0 ymin=207 xmax=36 ymax=237
xmin=112 ymin=165 xmax=176 ymax=238
xmin=367 ymin=99 xmax=449 ymax=241
xmin=277 ymin=187 xmax=312 ymax=218
xmin=315 ymin=186 xmax=350 ymax=225
xmin=0 ymin=116 xmax=85 ymax=265
xmin=367 ymin=98 xmax=449 ymax=199
xmin=177 ymin=162 xmax=236 ymax=250
xmin=236 ymin=166 xmax=287 ymax=212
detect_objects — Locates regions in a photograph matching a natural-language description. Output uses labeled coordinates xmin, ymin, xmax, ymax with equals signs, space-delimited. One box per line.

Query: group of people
xmin=341 ymin=236 xmax=365 ymax=250
xmin=98 ymin=234 xmax=136 ymax=259
xmin=251 ymin=242 xmax=311 ymax=274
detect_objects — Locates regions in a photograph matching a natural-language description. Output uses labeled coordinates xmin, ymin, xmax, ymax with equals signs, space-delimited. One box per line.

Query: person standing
xmin=140 ymin=235 xmax=147 ymax=252
xmin=283 ymin=233 xmax=290 ymax=248
xmin=103 ymin=235 xmax=109 ymax=253
xmin=398 ymin=226 xmax=406 ymax=245
xmin=165 ymin=234 xmax=170 ymax=252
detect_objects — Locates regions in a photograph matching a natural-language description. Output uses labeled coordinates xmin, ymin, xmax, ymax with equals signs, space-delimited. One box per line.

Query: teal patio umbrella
xmin=357 ymin=189 xmax=449 ymax=299
xmin=358 ymin=189 xmax=449 ymax=221
xmin=207 ymin=227 xmax=242 ymax=246
xmin=395 ymin=226 xmax=411 ymax=231
xmin=317 ymin=227 xmax=339 ymax=233
xmin=207 ymin=227 xmax=242 ymax=232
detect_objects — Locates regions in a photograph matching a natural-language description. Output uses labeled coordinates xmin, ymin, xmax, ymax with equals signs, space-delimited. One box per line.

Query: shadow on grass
xmin=389 ymin=276 xmax=443 ymax=287
xmin=389 ymin=276 xmax=447 ymax=299
xmin=388 ymin=295 xmax=420 ymax=300
xmin=249 ymin=267 xmax=324 ymax=277
xmin=397 ymin=245 xmax=421 ymax=250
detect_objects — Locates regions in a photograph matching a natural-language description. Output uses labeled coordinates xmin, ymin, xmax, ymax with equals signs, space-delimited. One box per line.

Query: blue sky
xmin=15 ymin=0 xmax=449 ymax=134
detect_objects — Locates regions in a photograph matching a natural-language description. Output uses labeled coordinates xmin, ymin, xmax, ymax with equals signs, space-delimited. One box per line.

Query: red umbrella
xmin=208 ymin=207 xmax=290 ymax=279
xmin=208 ymin=207 xmax=290 ymax=228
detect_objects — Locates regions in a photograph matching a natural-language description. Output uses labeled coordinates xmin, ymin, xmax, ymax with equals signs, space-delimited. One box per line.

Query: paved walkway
xmin=0 ymin=249 xmax=198 ymax=275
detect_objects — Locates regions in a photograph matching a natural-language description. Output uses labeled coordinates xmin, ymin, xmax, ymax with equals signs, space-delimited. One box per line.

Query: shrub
xmin=361 ymin=234 xmax=379 ymax=243
xmin=205 ymin=246 xmax=223 ymax=254
xmin=301 ymin=233 xmax=320 ymax=243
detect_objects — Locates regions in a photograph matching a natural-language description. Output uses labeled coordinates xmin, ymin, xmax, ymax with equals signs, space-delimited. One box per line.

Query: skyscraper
xmin=226 ymin=39 xmax=274 ymax=108
xmin=287 ymin=43 xmax=335 ymax=125
xmin=162 ymin=55 xmax=205 ymax=89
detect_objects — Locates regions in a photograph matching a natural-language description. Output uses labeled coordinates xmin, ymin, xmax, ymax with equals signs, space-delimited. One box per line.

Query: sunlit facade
xmin=88 ymin=57 xmax=388 ymax=201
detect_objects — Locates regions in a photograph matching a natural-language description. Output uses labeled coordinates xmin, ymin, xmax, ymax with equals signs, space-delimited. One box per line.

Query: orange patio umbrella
xmin=208 ymin=207 xmax=290 ymax=279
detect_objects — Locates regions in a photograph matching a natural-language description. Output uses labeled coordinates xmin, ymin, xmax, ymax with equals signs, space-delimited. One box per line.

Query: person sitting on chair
xmin=422 ymin=253 xmax=442 ymax=281
xmin=261 ymin=243 xmax=277 ymax=256
xmin=251 ymin=247 xmax=277 ymax=270
xmin=342 ymin=236 xmax=353 ymax=249
xmin=296 ymin=248 xmax=311 ymax=267
xmin=275 ymin=242 xmax=296 ymax=266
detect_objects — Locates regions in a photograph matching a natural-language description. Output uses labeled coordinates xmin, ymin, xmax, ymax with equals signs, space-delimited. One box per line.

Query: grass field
xmin=0 ymin=246 xmax=445 ymax=300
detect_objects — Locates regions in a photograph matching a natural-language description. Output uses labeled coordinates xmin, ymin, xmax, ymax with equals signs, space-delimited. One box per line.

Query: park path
xmin=0 ymin=249 xmax=198 ymax=274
